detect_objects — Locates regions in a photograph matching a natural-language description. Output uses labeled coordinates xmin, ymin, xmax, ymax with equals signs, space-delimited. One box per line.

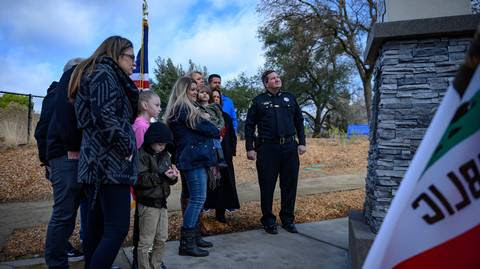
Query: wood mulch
xmin=0 ymin=137 xmax=368 ymax=261
xmin=0 ymin=145 xmax=51 ymax=203
xmin=0 ymin=189 xmax=364 ymax=261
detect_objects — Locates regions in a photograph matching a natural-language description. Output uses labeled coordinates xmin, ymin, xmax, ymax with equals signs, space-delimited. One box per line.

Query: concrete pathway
xmin=0 ymin=173 xmax=364 ymax=249
xmin=0 ymin=218 xmax=350 ymax=269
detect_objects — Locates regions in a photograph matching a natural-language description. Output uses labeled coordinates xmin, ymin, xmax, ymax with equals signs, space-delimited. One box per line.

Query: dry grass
xmin=234 ymin=137 xmax=368 ymax=184
xmin=0 ymin=105 xmax=39 ymax=148
xmin=0 ymin=189 xmax=364 ymax=261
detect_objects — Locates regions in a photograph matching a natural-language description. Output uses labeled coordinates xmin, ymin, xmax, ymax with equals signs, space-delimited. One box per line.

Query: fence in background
xmin=0 ymin=91 xmax=45 ymax=145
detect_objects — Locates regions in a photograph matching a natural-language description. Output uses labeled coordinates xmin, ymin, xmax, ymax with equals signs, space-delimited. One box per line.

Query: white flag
xmin=363 ymin=64 xmax=480 ymax=268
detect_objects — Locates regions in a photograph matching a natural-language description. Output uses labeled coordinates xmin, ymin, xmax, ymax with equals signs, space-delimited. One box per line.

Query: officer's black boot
xmin=179 ymin=227 xmax=209 ymax=257
xmin=195 ymin=227 xmax=213 ymax=248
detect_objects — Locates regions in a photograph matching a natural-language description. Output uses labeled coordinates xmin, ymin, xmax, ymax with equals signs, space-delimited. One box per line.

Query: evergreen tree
xmin=150 ymin=57 xmax=184 ymax=110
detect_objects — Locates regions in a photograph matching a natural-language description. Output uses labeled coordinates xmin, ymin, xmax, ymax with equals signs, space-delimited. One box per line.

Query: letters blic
xmin=411 ymin=156 xmax=480 ymax=225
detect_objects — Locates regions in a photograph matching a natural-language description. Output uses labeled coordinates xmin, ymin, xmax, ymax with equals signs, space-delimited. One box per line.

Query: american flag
xmin=131 ymin=17 xmax=149 ymax=91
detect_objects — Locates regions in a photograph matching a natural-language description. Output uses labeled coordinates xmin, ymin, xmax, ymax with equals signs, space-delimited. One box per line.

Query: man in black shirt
xmin=35 ymin=58 xmax=86 ymax=268
xmin=245 ymin=70 xmax=306 ymax=234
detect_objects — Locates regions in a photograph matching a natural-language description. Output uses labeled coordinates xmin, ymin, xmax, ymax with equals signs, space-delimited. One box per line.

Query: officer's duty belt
xmin=259 ymin=136 xmax=295 ymax=145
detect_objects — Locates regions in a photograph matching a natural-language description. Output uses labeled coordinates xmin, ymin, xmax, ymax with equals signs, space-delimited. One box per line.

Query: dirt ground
xmin=0 ymin=138 xmax=368 ymax=203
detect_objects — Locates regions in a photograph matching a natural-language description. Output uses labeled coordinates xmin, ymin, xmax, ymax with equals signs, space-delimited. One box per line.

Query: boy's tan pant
xmin=137 ymin=204 xmax=168 ymax=269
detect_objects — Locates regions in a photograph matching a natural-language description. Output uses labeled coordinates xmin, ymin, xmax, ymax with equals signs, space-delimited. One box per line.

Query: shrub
xmin=0 ymin=93 xmax=30 ymax=109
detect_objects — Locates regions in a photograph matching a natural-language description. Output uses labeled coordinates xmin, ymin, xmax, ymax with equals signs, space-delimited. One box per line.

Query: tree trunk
xmin=362 ymin=71 xmax=373 ymax=123
xmin=312 ymin=105 xmax=324 ymax=137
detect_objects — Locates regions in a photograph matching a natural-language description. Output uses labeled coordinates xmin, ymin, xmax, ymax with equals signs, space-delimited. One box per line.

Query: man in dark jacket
xmin=245 ymin=70 xmax=306 ymax=235
xmin=35 ymin=58 xmax=86 ymax=268
xmin=34 ymin=80 xmax=58 ymax=178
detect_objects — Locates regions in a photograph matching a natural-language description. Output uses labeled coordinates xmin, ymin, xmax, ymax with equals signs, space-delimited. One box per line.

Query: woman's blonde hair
xmin=68 ymin=35 xmax=133 ymax=101
xmin=164 ymin=77 xmax=201 ymax=129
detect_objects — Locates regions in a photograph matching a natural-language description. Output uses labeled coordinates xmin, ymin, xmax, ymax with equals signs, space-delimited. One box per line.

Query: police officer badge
xmin=284 ymin=97 xmax=289 ymax=102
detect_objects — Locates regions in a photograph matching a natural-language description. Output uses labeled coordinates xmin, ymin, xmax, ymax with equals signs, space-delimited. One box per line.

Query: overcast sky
xmin=0 ymin=0 xmax=265 ymax=96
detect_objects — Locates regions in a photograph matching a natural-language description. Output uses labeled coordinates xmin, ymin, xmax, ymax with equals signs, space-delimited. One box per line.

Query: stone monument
xmin=349 ymin=1 xmax=479 ymax=268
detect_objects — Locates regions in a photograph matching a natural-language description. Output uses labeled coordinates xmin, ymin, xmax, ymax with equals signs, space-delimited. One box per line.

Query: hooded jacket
xmin=135 ymin=122 xmax=178 ymax=208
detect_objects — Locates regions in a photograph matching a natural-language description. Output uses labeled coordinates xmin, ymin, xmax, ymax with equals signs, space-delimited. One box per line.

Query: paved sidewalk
xmin=0 ymin=173 xmax=364 ymax=249
xmin=0 ymin=218 xmax=350 ymax=269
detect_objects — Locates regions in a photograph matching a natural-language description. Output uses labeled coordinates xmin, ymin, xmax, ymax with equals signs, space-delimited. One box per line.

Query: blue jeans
xmin=84 ymin=184 xmax=130 ymax=269
xmin=183 ymin=168 xmax=208 ymax=229
xmin=79 ymin=200 xmax=87 ymax=242
xmin=44 ymin=155 xmax=85 ymax=269
xmin=213 ymin=138 xmax=221 ymax=150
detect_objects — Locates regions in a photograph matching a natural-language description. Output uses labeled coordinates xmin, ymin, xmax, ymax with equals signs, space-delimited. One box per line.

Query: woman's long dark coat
xmin=204 ymin=112 xmax=240 ymax=210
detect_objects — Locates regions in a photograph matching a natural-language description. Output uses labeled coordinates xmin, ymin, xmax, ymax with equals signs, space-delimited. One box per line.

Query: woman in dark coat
xmin=164 ymin=77 xmax=219 ymax=257
xmin=68 ymin=35 xmax=139 ymax=269
xmin=204 ymin=89 xmax=240 ymax=223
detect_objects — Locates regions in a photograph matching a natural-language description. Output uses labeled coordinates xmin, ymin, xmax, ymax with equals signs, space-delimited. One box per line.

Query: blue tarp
xmin=347 ymin=124 xmax=369 ymax=138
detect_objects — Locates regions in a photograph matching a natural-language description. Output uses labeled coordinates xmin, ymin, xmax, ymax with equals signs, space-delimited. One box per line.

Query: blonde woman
xmin=68 ymin=35 xmax=139 ymax=269
xmin=164 ymin=77 xmax=219 ymax=257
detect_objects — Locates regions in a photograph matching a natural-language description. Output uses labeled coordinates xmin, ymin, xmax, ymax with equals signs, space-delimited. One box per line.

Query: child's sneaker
xmin=67 ymin=248 xmax=84 ymax=262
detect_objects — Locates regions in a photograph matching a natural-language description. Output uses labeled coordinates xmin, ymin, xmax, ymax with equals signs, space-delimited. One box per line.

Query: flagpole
xmin=130 ymin=0 xmax=149 ymax=91
xmin=140 ymin=0 xmax=148 ymax=90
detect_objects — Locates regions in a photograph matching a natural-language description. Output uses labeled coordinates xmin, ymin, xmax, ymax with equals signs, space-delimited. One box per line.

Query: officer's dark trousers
xmin=256 ymin=141 xmax=299 ymax=226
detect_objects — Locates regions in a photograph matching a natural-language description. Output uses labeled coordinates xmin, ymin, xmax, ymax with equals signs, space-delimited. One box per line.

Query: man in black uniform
xmin=245 ymin=70 xmax=306 ymax=234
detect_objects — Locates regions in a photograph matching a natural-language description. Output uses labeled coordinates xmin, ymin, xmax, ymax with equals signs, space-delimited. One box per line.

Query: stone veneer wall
xmin=364 ymin=37 xmax=472 ymax=232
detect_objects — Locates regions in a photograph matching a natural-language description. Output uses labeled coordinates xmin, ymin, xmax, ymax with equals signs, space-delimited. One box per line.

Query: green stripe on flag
xmin=424 ymin=90 xmax=480 ymax=173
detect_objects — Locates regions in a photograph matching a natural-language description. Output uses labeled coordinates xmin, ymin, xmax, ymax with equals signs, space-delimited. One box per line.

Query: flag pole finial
xmin=142 ymin=0 xmax=148 ymax=19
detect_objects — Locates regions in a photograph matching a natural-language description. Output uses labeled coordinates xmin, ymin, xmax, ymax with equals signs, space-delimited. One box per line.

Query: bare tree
xmin=258 ymin=0 xmax=379 ymax=123
xmin=259 ymin=16 xmax=353 ymax=136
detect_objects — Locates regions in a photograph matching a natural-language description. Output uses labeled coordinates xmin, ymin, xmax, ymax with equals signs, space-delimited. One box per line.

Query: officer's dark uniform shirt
xmin=245 ymin=90 xmax=306 ymax=151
